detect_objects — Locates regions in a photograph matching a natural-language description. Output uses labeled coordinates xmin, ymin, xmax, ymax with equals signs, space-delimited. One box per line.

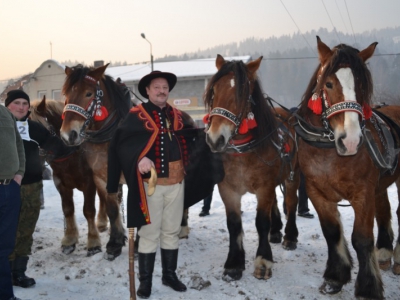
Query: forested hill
xmin=160 ymin=27 xmax=400 ymax=107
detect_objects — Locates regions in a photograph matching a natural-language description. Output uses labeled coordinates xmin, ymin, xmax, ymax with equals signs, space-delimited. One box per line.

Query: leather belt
xmin=0 ymin=179 xmax=12 ymax=185
xmin=143 ymin=160 xmax=184 ymax=186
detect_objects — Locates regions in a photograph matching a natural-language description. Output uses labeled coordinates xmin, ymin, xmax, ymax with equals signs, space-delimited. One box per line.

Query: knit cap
xmin=5 ymin=90 xmax=30 ymax=107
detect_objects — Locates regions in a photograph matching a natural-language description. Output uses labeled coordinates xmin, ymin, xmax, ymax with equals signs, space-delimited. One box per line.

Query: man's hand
xmin=13 ymin=174 xmax=23 ymax=185
xmin=138 ymin=157 xmax=155 ymax=174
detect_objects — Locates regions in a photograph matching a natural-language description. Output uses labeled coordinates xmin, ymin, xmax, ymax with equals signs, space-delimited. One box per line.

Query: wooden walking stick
xmin=129 ymin=227 xmax=136 ymax=300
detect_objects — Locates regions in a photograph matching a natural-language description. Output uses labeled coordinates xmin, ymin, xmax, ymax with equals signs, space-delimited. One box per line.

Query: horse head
xmin=204 ymin=54 xmax=266 ymax=152
xmin=304 ymin=36 xmax=377 ymax=156
xmin=30 ymin=96 xmax=64 ymax=136
xmin=60 ymin=64 xmax=112 ymax=145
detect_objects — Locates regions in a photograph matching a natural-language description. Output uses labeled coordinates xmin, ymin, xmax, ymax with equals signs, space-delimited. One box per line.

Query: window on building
xmin=38 ymin=91 xmax=47 ymax=100
xmin=52 ymin=90 xmax=62 ymax=100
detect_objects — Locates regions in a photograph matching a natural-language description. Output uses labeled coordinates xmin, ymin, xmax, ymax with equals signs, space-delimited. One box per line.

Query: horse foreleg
xmin=254 ymin=204 xmax=274 ymax=280
xmin=282 ymin=176 xmax=300 ymax=250
xmin=269 ymin=198 xmax=283 ymax=244
xmin=178 ymin=208 xmax=189 ymax=239
xmin=351 ymin=196 xmax=383 ymax=299
xmin=375 ymin=189 xmax=394 ymax=271
xmin=57 ymin=182 xmax=78 ymax=255
xmin=315 ymin=202 xmax=352 ymax=295
xmin=223 ymin=210 xmax=245 ymax=281
xmin=82 ymin=181 xmax=101 ymax=256
xmin=393 ymin=178 xmax=400 ymax=275
xmin=96 ymin=185 xmax=109 ymax=232
xmin=105 ymin=192 xmax=126 ymax=261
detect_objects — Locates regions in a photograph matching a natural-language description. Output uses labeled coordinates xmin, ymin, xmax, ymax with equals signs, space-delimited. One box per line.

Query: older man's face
xmin=146 ymin=77 xmax=169 ymax=108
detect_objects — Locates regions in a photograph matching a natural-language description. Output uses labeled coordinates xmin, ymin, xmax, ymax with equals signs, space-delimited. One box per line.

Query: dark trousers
xmin=0 ymin=180 xmax=21 ymax=300
xmin=202 ymin=194 xmax=212 ymax=212
xmin=297 ymin=172 xmax=310 ymax=214
xmin=283 ymin=172 xmax=310 ymax=215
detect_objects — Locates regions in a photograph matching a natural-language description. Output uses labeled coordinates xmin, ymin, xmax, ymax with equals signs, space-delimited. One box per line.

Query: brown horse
xmin=204 ymin=55 xmax=300 ymax=281
xmin=30 ymin=97 xmax=108 ymax=256
xmin=60 ymin=64 xmax=131 ymax=260
xmin=294 ymin=36 xmax=400 ymax=299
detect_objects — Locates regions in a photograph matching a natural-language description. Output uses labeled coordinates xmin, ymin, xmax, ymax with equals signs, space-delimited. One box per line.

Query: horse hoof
xmin=62 ymin=244 xmax=76 ymax=255
xmin=253 ymin=266 xmax=272 ymax=280
xmin=378 ymin=259 xmax=391 ymax=271
xmin=319 ymin=280 xmax=343 ymax=295
xmin=103 ymin=249 xmax=122 ymax=261
xmin=282 ymin=240 xmax=297 ymax=250
xmin=269 ymin=232 xmax=283 ymax=244
xmin=222 ymin=269 xmax=242 ymax=282
xmin=87 ymin=246 xmax=102 ymax=257
xmin=392 ymin=262 xmax=400 ymax=275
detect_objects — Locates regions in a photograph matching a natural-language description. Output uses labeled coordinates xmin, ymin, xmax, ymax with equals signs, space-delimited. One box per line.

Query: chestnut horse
xmin=294 ymin=36 xmax=400 ymax=299
xmin=204 ymin=55 xmax=300 ymax=281
xmin=60 ymin=64 xmax=131 ymax=260
xmin=30 ymin=97 xmax=107 ymax=256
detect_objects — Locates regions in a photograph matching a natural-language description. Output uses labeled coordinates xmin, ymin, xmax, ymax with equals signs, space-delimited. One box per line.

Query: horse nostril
xmin=69 ymin=130 xmax=78 ymax=144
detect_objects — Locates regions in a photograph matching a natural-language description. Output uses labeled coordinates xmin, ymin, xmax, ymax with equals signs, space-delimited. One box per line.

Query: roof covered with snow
xmin=106 ymin=56 xmax=251 ymax=83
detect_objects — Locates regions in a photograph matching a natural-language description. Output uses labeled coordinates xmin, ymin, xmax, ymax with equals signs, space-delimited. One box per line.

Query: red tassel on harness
xmin=203 ymin=113 xmax=210 ymax=124
xmin=247 ymin=112 xmax=257 ymax=129
xmin=363 ymin=103 xmax=372 ymax=120
xmin=93 ymin=106 xmax=109 ymax=121
xmin=308 ymin=93 xmax=322 ymax=115
xmin=238 ymin=119 xmax=248 ymax=134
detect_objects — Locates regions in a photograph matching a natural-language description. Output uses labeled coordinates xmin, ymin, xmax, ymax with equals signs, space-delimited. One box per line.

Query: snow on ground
xmin=15 ymin=180 xmax=399 ymax=300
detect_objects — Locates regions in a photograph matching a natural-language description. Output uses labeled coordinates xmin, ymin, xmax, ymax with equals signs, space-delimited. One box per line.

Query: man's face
xmin=146 ymin=77 xmax=169 ymax=108
xmin=7 ymin=98 xmax=29 ymax=120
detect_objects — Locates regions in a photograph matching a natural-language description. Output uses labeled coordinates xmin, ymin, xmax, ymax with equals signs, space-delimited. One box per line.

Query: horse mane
xmin=204 ymin=59 xmax=278 ymax=148
xmin=63 ymin=64 xmax=131 ymax=120
xmin=299 ymin=43 xmax=373 ymax=117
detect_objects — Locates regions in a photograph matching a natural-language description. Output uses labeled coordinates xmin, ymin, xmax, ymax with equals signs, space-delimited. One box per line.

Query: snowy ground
xmin=14 ymin=180 xmax=399 ymax=300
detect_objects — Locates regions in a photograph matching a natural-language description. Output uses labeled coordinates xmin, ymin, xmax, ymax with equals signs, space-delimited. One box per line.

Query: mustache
xmin=157 ymin=93 xmax=167 ymax=97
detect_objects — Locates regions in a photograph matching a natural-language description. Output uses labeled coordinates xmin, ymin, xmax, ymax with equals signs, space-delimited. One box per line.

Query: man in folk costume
xmin=107 ymin=71 xmax=223 ymax=299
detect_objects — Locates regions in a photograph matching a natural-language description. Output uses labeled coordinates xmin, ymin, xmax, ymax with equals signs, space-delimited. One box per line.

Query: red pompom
xmin=238 ymin=119 xmax=248 ymax=134
xmin=308 ymin=93 xmax=322 ymax=115
xmin=94 ymin=106 xmax=109 ymax=121
xmin=203 ymin=113 xmax=210 ymax=124
xmin=247 ymin=117 xmax=257 ymax=129
xmin=363 ymin=103 xmax=372 ymax=120
xmin=61 ymin=113 xmax=65 ymax=120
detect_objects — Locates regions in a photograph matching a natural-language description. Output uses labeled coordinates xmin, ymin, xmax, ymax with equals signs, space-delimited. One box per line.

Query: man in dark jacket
xmin=107 ymin=71 xmax=223 ymax=299
xmin=6 ymin=90 xmax=65 ymax=288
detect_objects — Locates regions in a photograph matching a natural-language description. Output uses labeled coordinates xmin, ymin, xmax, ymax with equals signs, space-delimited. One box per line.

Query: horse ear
xmin=216 ymin=54 xmax=225 ymax=70
xmin=65 ymin=66 xmax=73 ymax=76
xmin=358 ymin=42 xmax=378 ymax=62
xmin=316 ymin=36 xmax=333 ymax=65
xmin=247 ymin=56 xmax=263 ymax=75
xmin=89 ymin=63 xmax=110 ymax=81
xmin=36 ymin=95 xmax=46 ymax=115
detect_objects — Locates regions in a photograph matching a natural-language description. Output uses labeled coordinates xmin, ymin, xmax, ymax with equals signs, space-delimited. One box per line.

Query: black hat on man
xmin=5 ymin=89 xmax=30 ymax=107
xmin=138 ymin=71 xmax=177 ymax=99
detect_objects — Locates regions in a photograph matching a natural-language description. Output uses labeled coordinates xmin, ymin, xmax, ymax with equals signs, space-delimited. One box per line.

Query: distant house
xmin=22 ymin=60 xmax=66 ymax=101
xmin=1 ymin=56 xmax=254 ymax=125
xmin=0 ymin=73 xmax=32 ymax=104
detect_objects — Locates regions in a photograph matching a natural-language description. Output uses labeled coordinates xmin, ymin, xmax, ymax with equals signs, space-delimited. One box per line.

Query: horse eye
xmin=86 ymin=92 xmax=93 ymax=97
xmin=325 ymin=82 xmax=333 ymax=89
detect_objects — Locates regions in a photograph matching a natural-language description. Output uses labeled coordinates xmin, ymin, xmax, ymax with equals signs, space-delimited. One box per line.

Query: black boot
xmin=137 ymin=252 xmax=156 ymax=299
xmin=12 ymin=256 xmax=36 ymax=288
xmin=161 ymin=249 xmax=187 ymax=292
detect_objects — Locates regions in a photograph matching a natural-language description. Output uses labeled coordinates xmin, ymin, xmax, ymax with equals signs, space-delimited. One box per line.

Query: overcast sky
xmin=1 ymin=0 xmax=399 ymax=81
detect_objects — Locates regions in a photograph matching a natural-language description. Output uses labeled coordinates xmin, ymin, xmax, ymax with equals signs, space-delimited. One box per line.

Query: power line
xmin=344 ymin=0 xmax=356 ymax=44
xmin=279 ymin=0 xmax=316 ymax=56
xmin=321 ymin=0 xmax=341 ymax=43
xmin=334 ymin=0 xmax=348 ymax=33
